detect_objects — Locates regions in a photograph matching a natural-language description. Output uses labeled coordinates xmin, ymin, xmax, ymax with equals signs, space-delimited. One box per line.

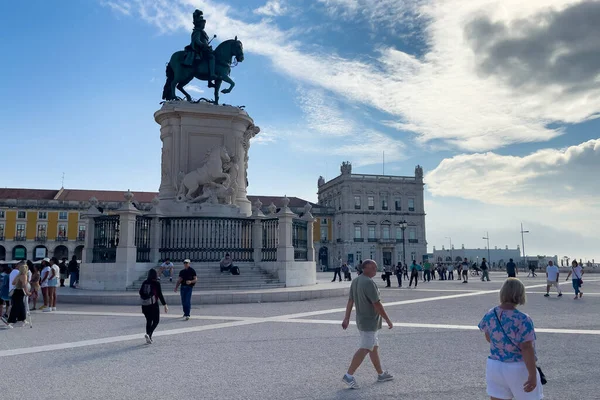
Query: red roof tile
xmin=0 ymin=188 xmax=58 ymax=200
xmin=57 ymin=189 xmax=157 ymax=203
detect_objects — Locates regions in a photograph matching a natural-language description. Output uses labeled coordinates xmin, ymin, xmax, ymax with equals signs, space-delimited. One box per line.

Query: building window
xmin=37 ymin=224 xmax=47 ymax=238
xmin=38 ymin=211 xmax=48 ymax=220
xmin=368 ymin=196 xmax=374 ymax=210
xmin=354 ymin=226 xmax=362 ymax=239
xmin=0 ymin=211 xmax=5 ymax=219
xmin=368 ymin=226 xmax=376 ymax=239
xmin=396 ymin=228 xmax=403 ymax=240
xmin=78 ymin=225 xmax=86 ymax=240
xmin=59 ymin=211 xmax=68 ymax=220
xmin=408 ymin=228 xmax=418 ymax=243
xmin=395 ymin=198 xmax=401 ymax=211
xmin=0 ymin=223 xmax=4 ymax=238
xmin=382 ymin=225 xmax=390 ymax=239
xmin=320 ymin=228 xmax=327 ymax=241
xmin=354 ymin=196 xmax=361 ymax=210
xmin=58 ymin=224 xmax=67 ymax=238
xmin=411 ymin=251 xmax=416 ymax=261
xmin=356 ymin=251 xmax=362 ymax=264
xmin=17 ymin=211 xmax=26 ymax=219
xmin=16 ymin=224 xmax=26 ymax=238
xmin=408 ymin=198 xmax=415 ymax=212
xmin=321 ymin=218 xmax=328 ymax=225
xmin=381 ymin=197 xmax=388 ymax=210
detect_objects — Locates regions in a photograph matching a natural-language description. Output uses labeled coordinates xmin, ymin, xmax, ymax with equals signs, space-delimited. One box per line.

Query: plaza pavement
xmin=1 ymin=272 xmax=599 ymax=399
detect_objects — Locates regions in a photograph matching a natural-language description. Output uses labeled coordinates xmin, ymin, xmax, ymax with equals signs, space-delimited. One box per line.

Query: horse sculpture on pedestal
xmin=162 ymin=38 xmax=244 ymax=105
xmin=176 ymin=146 xmax=232 ymax=203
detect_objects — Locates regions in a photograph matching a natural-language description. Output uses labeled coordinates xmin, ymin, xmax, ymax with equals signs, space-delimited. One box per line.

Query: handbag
xmin=572 ymin=267 xmax=583 ymax=287
xmin=493 ymin=309 xmax=547 ymax=385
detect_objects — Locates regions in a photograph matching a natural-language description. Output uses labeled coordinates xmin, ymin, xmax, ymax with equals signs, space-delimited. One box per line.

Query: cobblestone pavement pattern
xmin=2 ymin=272 xmax=599 ymax=399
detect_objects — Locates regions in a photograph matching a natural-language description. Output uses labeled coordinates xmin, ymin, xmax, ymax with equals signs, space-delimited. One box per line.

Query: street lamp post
xmin=520 ymin=223 xmax=529 ymax=265
xmin=400 ymin=220 xmax=408 ymax=266
xmin=482 ymin=232 xmax=490 ymax=266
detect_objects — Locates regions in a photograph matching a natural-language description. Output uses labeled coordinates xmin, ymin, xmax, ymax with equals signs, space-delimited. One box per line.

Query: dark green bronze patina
xmin=162 ymin=10 xmax=244 ymax=105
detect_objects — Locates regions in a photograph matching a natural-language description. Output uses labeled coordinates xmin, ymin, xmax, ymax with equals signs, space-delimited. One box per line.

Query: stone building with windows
xmin=316 ymin=162 xmax=427 ymax=270
xmin=0 ymin=188 xmax=156 ymax=262
xmin=0 ymin=188 xmax=333 ymax=265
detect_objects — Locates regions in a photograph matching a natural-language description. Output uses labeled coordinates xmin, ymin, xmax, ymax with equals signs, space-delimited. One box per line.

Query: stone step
xmin=131 ymin=278 xmax=281 ymax=287
xmin=126 ymin=282 xmax=285 ymax=291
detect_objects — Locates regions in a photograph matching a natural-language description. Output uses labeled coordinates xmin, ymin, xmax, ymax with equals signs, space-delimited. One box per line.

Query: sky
xmin=1 ymin=0 xmax=599 ymax=261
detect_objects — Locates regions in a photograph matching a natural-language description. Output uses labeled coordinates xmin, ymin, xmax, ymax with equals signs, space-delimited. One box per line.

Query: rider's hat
xmin=193 ymin=9 xmax=205 ymax=24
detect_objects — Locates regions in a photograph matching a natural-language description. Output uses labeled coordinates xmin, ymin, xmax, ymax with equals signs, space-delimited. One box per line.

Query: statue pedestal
xmin=154 ymin=101 xmax=259 ymax=217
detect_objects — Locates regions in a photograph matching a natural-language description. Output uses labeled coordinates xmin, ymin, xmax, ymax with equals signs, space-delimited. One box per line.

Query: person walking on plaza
xmin=139 ymin=269 xmax=168 ymax=344
xmin=341 ymin=260 xmax=393 ymax=389
xmin=0 ymin=265 xmax=11 ymax=319
xmin=174 ymin=259 xmax=197 ymax=320
xmin=39 ymin=259 xmax=51 ymax=311
xmin=506 ymin=259 xmax=517 ymax=278
xmin=527 ymin=263 xmax=537 ymax=278
xmin=565 ymin=259 xmax=584 ymax=299
xmin=68 ymin=255 xmax=79 ymax=288
xmin=29 ymin=264 xmax=40 ymax=310
xmin=461 ymin=258 xmax=469 ymax=283
xmin=159 ymin=258 xmax=175 ymax=281
xmin=409 ymin=260 xmax=420 ymax=288
xmin=47 ymin=257 xmax=60 ymax=311
xmin=423 ymin=260 xmax=432 ymax=282
xmin=383 ymin=263 xmax=393 ymax=288
xmin=394 ymin=262 xmax=402 ymax=288
xmin=478 ymin=278 xmax=543 ymax=400
xmin=59 ymin=258 xmax=68 ymax=287
xmin=332 ymin=257 xmax=343 ymax=282
xmin=544 ymin=260 xmax=562 ymax=298
xmin=342 ymin=263 xmax=352 ymax=281
xmin=447 ymin=263 xmax=454 ymax=281
xmin=2 ymin=262 xmax=31 ymax=328
xmin=480 ymin=258 xmax=491 ymax=282
xmin=402 ymin=263 xmax=409 ymax=280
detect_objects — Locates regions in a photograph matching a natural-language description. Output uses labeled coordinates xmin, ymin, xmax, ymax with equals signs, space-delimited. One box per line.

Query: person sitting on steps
xmin=220 ymin=253 xmax=234 ymax=273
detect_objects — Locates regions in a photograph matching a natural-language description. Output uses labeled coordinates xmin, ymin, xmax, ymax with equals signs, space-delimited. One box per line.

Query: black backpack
xmin=231 ymin=266 xmax=240 ymax=275
xmin=140 ymin=282 xmax=155 ymax=306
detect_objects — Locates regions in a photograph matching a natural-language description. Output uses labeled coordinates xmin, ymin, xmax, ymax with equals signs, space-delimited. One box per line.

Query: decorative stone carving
xmin=151 ymin=196 xmax=160 ymax=207
xmin=267 ymin=202 xmax=277 ymax=215
xmin=341 ymin=161 xmax=352 ymax=175
xmin=251 ymin=198 xmax=265 ymax=217
xmin=161 ymin=146 xmax=170 ymax=182
xmin=89 ymin=197 xmax=99 ymax=207
xmin=302 ymin=202 xmax=314 ymax=220
xmin=415 ymin=165 xmax=424 ymax=180
xmin=242 ymin=124 xmax=260 ymax=187
xmin=175 ymin=146 xmax=233 ymax=204
xmin=318 ymin=176 xmax=325 ymax=187
xmin=124 ymin=190 xmax=134 ymax=203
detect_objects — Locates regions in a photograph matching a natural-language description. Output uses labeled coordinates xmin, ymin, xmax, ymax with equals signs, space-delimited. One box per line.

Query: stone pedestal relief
xmin=154 ymin=101 xmax=260 ymax=216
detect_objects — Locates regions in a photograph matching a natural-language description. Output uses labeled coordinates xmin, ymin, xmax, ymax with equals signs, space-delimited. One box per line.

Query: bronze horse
xmin=162 ymin=38 xmax=244 ymax=105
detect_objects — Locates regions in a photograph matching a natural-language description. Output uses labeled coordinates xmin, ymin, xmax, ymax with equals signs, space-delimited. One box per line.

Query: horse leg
xmin=220 ymin=75 xmax=235 ymax=94
xmin=177 ymin=76 xmax=194 ymax=102
xmin=213 ymin=80 xmax=221 ymax=104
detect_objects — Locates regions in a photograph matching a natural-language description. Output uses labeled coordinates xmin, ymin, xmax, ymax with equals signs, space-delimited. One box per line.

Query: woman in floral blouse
xmin=478 ymin=278 xmax=542 ymax=400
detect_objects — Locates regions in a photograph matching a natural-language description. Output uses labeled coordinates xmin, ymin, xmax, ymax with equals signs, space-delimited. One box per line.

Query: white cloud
xmin=293 ymin=87 xmax=405 ymax=166
xmin=254 ymin=0 xmax=288 ymax=17
xmin=425 ymin=138 xmax=600 ymax=210
xmin=185 ymin=84 xmax=204 ymax=94
xmin=102 ymin=0 xmax=132 ymax=15
xmin=112 ymin=0 xmax=600 ymax=153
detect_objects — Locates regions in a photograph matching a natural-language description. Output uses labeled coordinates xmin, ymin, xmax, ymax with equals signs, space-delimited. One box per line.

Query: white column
xmin=251 ymin=199 xmax=265 ymax=262
xmin=302 ymin=203 xmax=316 ymax=262
xmin=276 ymin=197 xmax=297 ymax=262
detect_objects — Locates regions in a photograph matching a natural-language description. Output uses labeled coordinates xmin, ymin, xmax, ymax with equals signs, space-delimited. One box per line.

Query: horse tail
xmin=162 ymin=63 xmax=175 ymax=100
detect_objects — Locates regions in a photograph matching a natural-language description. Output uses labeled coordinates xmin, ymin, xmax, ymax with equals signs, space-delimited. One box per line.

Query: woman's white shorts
xmin=486 ymin=358 xmax=543 ymax=400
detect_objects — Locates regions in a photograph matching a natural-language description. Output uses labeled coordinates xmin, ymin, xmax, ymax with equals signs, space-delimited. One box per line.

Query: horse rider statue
xmin=184 ymin=9 xmax=217 ymax=88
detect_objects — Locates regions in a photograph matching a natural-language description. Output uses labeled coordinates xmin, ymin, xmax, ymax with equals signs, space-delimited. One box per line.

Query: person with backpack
xmin=68 ymin=255 xmax=79 ymax=288
xmin=139 ymin=269 xmax=168 ymax=344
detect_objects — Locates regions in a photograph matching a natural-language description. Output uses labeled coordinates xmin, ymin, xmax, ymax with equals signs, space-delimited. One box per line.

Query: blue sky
xmin=2 ymin=0 xmax=599 ymax=260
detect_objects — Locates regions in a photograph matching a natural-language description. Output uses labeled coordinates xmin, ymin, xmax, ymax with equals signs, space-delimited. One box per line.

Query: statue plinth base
xmin=154 ymin=101 xmax=259 ymax=217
